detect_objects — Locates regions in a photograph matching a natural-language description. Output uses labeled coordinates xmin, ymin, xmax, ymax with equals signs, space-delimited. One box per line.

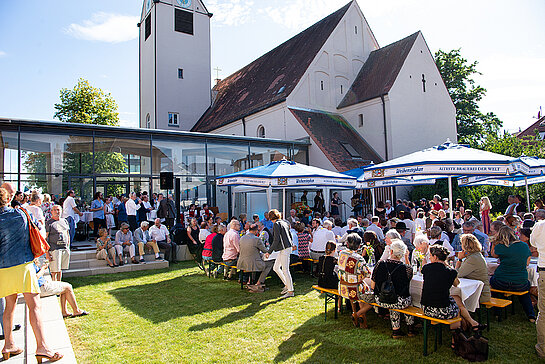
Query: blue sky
xmin=0 ymin=0 xmax=543 ymax=132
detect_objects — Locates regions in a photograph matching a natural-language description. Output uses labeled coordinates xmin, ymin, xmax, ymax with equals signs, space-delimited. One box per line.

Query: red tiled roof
xmin=289 ymin=107 xmax=383 ymax=172
xmin=191 ymin=2 xmax=352 ymax=132
xmin=516 ymin=116 xmax=545 ymax=138
xmin=337 ymin=32 xmax=419 ymax=108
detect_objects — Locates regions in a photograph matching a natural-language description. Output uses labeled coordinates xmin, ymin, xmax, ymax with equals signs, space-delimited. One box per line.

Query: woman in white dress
xmin=103 ymin=196 xmax=116 ymax=236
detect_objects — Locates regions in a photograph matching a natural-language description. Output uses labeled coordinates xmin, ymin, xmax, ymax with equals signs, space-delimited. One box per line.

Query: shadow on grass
xmin=107 ymin=267 xmax=314 ymax=325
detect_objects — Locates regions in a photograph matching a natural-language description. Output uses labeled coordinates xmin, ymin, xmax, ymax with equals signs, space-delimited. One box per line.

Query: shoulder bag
xmin=378 ymin=262 xmax=402 ymax=304
xmin=21 ymin=208 xmax=50 ymax=258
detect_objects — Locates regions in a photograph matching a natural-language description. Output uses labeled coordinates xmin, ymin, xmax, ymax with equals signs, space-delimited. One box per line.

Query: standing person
xmin=10 ymin=191 xmax=24 ymax=208
xmin=260 ymin=211 xmax=273 ymax=230
xmin=150 ymin=218 xmax=177 ymax=263
xmin=314 ymin=190 xmax=325 ymax=215
xmin=165 ymin=195 xmax=176 ymax=229
xmin=90 ymin=192 xmax=105 ymax=238
xmin=61 ymin=189 xmax=83 ymax=244
xmin=26 ymin=191 xmax=46 ymax=237
xmin=46 ymin=205 xmax=71 ymax=281
xmin=0 ymin=187 xmax=63 ymax=362
xmin=455 ymin=199 xmax=465 ymax=216
xmin=480 ymin=196 xmax=492 ymax=235
xmin=266 ymin=209 xmax=294 ymax=298
xmin=295 ymin=222 xmax=312 ymax=260
xmin=116 ymin=196 xmax=128 ymax=227
xmin=531 ymin=215 xmax=545 ymax=358
xmin=125 ymin=192 xmax=139 ymax=232
xmin=41 ymin=193 xmax=54 ymax=221
xmin=138 ymin=195 xmax=152 ymax=225
xmin=301 ymin=191 xmax=308 ymax=205
xmin=104 ymin=196 xmax=116 ymax=236
xmin=330 ymin=192 xmax=341 ymax=219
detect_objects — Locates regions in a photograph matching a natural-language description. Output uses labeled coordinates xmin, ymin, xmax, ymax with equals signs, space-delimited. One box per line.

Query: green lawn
xmin=64 ymin=262 xmax=541 ymax=363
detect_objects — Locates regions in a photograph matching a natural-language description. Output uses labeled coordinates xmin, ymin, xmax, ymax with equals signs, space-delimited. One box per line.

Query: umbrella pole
xmin=282 ymin=188 xmax=286 ymax=219
xmin=371 ymin=188 xmax=376 ymax=213
xmin=525 ymin=177 xmax=531 ymax=210
xmin=448 ymin=176 xmax=454 ymax=220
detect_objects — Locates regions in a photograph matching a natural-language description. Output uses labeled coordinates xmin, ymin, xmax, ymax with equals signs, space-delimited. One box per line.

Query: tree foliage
xmin=54 ymin=78 xmax=119 ymax=126
xmin=435 ymin=49 xmax=502 ymax=147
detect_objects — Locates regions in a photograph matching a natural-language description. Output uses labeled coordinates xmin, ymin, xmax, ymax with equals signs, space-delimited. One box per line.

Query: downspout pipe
xmin=380 ymin=94 xmax=389 ymax=160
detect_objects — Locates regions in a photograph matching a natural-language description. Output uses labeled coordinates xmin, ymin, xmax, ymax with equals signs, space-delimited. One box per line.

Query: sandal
xmin=351 ymin=313 xmax=359 ymax=328
xmin=2 ymin=348 xmax=23 ymax=360
xmin=358 ymin=315 xmax=368 ymax=329
xmin=72 ymin=310 xmax=90 ymax=317
xmin=472 ymin=323 xmax=487 ymax=332
xmin=36 ymin=352 xmax=63 ymax=363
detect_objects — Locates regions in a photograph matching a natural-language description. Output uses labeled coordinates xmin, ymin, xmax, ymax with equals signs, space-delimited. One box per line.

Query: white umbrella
xmin=217 ymin=159 xmax=356 ymax=217
xmin=362 ymin=139 xmax=514 ymax=218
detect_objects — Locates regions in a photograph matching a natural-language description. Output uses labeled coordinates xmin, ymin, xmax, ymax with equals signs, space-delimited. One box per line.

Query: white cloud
xmin=208 ymin=0 xmax=254 ymax=26
xmin=65 ymin=13 xmax=139 ymax=43
xmin=0 ymin=51 xmax=6 ymax=58
xmin=263 ymin=0 xmax=349 ymax=30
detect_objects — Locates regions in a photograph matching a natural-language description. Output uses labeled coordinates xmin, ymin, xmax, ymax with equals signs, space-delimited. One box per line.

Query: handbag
xmin=378 ymin=263 xmax=401 ymax=304
xmin=21 ymin=208 xmax=50 ymax=258
xmin=453 ymin=330 xmax=489 ymax=362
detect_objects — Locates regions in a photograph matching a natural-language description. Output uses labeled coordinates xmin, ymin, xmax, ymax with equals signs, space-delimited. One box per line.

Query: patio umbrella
xmin=343 ymin=165 xmax=437 ymax=211
xmin=217 ymin=159 xmax=356 ymax=217
xmin=361 ymin=139 xmax=514 ymax=218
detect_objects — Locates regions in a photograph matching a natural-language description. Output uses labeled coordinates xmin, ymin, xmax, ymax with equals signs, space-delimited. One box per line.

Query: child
xmin=316 ymin=241 xmax=339 ymax=289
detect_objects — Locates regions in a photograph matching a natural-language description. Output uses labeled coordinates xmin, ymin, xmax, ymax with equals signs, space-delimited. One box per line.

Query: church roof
xmin=289 ymin=108 xmax=383 ymax=172
xmin=516 ymin=115 xmax=545 ymax=138
xmin=191 ymin=2 xmax=352 ymax=133
xmin=337 ymin=32 xmax=420 ymax=109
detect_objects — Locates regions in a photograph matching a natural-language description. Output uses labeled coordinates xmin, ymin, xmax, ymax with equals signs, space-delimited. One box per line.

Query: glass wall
xmin=1 ymin=121 xmax=307 ymax=219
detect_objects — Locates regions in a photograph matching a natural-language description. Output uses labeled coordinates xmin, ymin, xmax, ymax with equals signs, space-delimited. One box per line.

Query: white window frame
xmin=168 ymin=112 xmax=179 ymax=127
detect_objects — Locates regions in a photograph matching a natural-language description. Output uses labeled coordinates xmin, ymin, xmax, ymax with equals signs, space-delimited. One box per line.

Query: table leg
xmin=423 ymin=320 xmax=428 ymax=356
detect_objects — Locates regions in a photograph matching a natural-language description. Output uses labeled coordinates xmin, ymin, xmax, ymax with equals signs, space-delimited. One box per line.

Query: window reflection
xmin=152 ymin=138 xmax=205 ymax=175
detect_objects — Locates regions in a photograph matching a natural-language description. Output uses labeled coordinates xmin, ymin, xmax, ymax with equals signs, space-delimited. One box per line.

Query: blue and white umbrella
xmin=343 ymin=165 xmax=437 ymax=210
xmin=217 ymin=159 xmax=356 ymax=216
xmin=361 ymin=139 xmax=514 ymax=218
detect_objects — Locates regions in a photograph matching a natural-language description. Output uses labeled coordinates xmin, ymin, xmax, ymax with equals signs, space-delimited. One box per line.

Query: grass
xmin=64 ymin=262 xmax=541 ymax=363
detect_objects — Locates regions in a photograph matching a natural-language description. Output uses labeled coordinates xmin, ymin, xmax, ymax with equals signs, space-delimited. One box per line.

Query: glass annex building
xmin=0 ymin=119 xmax=308 ymax=215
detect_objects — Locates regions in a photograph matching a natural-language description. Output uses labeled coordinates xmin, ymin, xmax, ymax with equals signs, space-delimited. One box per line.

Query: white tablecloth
xmin=485 ymin=257 xmax=538 ymax=286
xmin=81 ymin=211 xmax=94 ymax=223
xmin=410 ymin=275 xmax=484 ymax=312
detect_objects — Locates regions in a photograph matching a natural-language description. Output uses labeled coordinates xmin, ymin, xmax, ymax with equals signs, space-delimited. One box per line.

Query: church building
xmin=139 ymin=0 xmax=457 ymax=204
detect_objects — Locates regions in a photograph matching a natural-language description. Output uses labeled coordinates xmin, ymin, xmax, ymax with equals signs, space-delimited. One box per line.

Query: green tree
xmin=435 ymin=49 xmax=502 ymax=147
xmin=54 ymin=78 xmax=119 ymax=126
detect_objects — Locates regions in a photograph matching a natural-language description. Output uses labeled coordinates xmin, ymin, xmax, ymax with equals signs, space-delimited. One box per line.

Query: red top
xmin=202 ymin=232 xmax=216 ymax=257
xmin=433 ymin=203 xmax=443 ymax=211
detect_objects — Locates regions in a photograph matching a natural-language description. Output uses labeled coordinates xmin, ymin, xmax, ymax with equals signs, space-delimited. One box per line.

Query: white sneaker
xmin=280 ymin=292 xmax=294 ymax=298
xmin=281 ymin=287 xmax=289 ymax=295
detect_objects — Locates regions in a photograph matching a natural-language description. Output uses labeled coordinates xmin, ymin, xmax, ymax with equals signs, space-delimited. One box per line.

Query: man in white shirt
xmin=61 ymin=189 xmax=83 ymax=244
xmin=310 ymin=220 xmax=335 ymax=260
xmin=530 ymin=209 xmax=545 ymax=358
xmin=366 ymin=216 xmax=385 ymax=242
xmin=125 ymin=192 xmax=139 ymax=232
xmin=150 ymin=218 xmax=177 ymax=262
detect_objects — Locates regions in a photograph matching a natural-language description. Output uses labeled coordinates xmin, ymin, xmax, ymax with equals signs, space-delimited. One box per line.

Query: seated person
xmin=421 ymin=245 xmax=486 ymax=346
xmin=338 ymin=234 xmax=372 ymax=329
xmin=371 ymin=240 xmax=415 ymax=338
xmin=379 ymin=230 xmax=410 ymax=265
xmin=362 ymin=231 xmax=384 ymax=265
xmin=428 ymin=226 xmax=455 ymax=259
xmin=210 ymin=224 xmax=226 ymax=277
xmin=238 ymin=224 xmax=274 ymax=292
xmin=150 ymin=218 xmax=177 ymax=263
xmin=202 ymin=224 xmax=218 ymax=270
xmin=451 ymin=221 xmax=486 ymax=253
xmin=222 ymin=220 xmax=241 ymax=279
xmin=316 ymin=241 xmax=339 ymax=289
xmin=410 ymin=234 xmax=431 ymax=268
xmin=337 ymin=218 xmax=364 ymax=244
xmin=490 ymin=225 xmax=535 ymax=322
xmin=455 ymin=234 xmax=491 ymax=304
xmin=114 ymin=223 xmax=138 ymax=265
xmin=134 ymin=221 xmax=161 ymax=263
xmin=96 ymin=228 xmax=116 ymax=267
xmin=34 ymin=259 xmax=88 ymax=318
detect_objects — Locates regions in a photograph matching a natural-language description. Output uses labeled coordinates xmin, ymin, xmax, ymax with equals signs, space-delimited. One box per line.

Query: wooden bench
xmin=311 ymin=285 xmax=461 ymax=356
xmin=302 ymin=258 xmax=319 ymax=276
xmin=478 ymin=297 xmax=512 ymax=328
xmin=490 ymin=288 xmax=527 ymax=315
xmin=239 ymin=262 xmax=304 ymax=289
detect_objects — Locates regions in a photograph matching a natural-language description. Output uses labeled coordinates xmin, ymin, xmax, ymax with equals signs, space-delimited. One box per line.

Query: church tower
xmin=139 ymin=0 xmax=212 ymax=130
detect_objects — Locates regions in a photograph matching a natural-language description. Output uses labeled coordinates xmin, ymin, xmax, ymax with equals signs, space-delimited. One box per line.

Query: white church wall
xmin=338 ymin=98 xmax=388 ymax=160
xmin=288 ymin=2 xmax=379 ymax=112
xmin=388 ymin=33 xmax=457 ymax=158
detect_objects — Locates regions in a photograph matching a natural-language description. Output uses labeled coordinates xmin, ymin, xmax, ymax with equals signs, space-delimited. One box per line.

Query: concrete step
xmin=64 ymin=260 xmax=169 ymax=277
xmin=68 ymin=253 xmax=165 ymax=269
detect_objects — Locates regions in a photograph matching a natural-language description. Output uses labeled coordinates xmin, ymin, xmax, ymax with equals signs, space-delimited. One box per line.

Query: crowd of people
xmin=2 ymin=181 xmax=545 ymax=359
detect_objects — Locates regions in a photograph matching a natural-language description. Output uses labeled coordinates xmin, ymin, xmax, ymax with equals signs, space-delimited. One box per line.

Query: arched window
xmin=146 ymin=113 xmax=151 ymax=129
xmin=257 ymin=125 xmax=265 ymax=138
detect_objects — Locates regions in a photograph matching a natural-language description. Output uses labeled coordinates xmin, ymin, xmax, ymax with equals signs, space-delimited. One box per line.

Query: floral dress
xmin=338 ymin=249 xmax=372 ymax=301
